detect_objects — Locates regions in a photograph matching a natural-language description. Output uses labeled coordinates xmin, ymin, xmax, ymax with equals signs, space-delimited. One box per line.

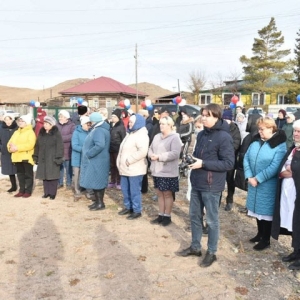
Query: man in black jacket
xmin=222 ymin=113 xmax=241 ymax=211
xmin=178 ymin=104 xmax=235 ymax=267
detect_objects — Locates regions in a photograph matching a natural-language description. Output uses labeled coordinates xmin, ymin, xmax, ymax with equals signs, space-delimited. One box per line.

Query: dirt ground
xmin=0 ymin=176 xmax=300 ymax=300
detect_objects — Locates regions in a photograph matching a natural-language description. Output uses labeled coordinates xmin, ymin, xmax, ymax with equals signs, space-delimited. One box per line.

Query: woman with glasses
xmin=8 ymin=115 xmax=36 ymax=198
xmin=148 ymin=116 xmax=182 ymax=226
xmin=244 ymin=117 xmax=286 ymax=251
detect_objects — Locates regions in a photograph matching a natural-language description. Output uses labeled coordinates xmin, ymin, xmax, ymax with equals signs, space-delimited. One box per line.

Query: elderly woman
xmin=8 ymin=115 xmax=36 ymax=198
xmin=148 ymin=116 xmax=182 ymax=226
xmin=57 ymin=110 xmax=75 ymax=189
xmin=117 ymin=114 xmax=149 ymax=220
xmin=0 ymin=114 xmax=18 ymax=192
xmin=34 ymin=107 xmax=47 ymax=137
xmin=244 ymin=117 xmax=286 ymax=251
xmin=71 ymin=116 xmax=91 ymax=198
xmin=272 ymin=120 xmax=300 ymax=270
xmin=236 ymin=113 xmax=248 ymax=143
xmin=33 ymin=116 xmax=64 ymax=200
xmin=80 ymin=112 xmax=110 ymax=211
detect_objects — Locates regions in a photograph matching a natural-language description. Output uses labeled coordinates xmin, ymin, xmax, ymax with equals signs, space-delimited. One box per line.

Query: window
xmin=199 ymin=94 xmax=212 ymax=105
xmin=222 ymin=93 xmax=241 ymax=105
xmin=252 ymin=93 xmax=265 ymax=105
xmin=277 ymin=94 xmax=288 ymax=105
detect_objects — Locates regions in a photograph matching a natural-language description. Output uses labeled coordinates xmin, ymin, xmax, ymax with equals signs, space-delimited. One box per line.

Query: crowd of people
xmin=0 ymin=103 xmax=299 ymax=269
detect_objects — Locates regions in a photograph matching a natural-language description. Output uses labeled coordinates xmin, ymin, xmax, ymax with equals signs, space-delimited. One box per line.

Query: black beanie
xmin=78 ymin=105 xmax=88 ymax=116
xmin=112 ymin=108 xmax=122 ymax=119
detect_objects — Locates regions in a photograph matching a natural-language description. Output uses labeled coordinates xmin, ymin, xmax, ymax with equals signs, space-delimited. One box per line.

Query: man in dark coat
xmin=272 ymin=120 xmax=300 ymax=270
xmin=71 ymin=105 xmax=88 ymax=125
xmin=222 ymin=112 xmax=241 ymax=211
xmin=178 ymin=103 xmax=235 ymax=267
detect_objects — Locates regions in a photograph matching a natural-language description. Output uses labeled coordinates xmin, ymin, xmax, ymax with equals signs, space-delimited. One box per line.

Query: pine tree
xmin=240 ymin=17 xmax=292 ymax=93
xmin=294 ymin=28 xmax=300 ymax=84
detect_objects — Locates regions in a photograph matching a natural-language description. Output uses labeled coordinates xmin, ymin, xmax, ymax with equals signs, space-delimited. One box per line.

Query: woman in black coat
xmin=33 ymin=116 xmax=64 ymax=200
xmin=0 ymin=114 xmax=18 ymax=192
xmin=272 ymin=120 xmax=300 ymax=270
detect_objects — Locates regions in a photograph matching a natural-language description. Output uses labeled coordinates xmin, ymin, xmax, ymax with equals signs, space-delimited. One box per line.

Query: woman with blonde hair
xmin=148 ymin=116 xmax=182 ymax=226
xmin=244 ymin=116 xmax=286 ymax=250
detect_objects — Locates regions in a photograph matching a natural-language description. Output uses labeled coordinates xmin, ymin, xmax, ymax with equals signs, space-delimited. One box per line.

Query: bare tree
xmin=210 ymin=72 xmax=225 ymax=102
xmin=187 ymin=71 xmax=207 ymax=105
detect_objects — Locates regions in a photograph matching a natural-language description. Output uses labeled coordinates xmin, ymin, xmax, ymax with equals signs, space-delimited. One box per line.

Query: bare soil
xmin=0 ymin=176 xmax=300 ymax=300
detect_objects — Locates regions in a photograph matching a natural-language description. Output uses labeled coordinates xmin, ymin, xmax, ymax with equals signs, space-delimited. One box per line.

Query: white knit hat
xmin=80 ymin=116 xmax=90 ymax=125
xmin=58 ymin=110 xmax=70 ymax=119
xmin=19 ymin=114 xmax=32 ymax=125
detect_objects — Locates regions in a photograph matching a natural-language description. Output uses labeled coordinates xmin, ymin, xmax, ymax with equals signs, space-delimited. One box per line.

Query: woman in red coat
xmin=34 ymin=107 xmax=47 ymax=137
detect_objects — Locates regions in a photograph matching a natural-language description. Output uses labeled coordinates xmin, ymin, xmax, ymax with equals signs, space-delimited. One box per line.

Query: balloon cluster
xmin=29 ymin=100 xmax=40 ymax=107
xmin=172 ymin=96 xmax=186 ymax=106
xmin=229 ymin=95 xmax=243 ymax=109
xmin=140 ymin=99 xmax=153 ymax=110
xmin=118 ymin=99 xmax=132 ymax=110
xmin=297 ymin=94 xmax=300 ymax=103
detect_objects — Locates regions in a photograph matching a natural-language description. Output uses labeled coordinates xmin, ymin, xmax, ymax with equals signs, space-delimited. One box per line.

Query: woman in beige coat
xmin=117 ymin=114 xmax=149 ymax=220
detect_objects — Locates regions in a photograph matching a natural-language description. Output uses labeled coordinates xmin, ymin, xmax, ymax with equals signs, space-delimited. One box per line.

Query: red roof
xmin=60 ymin=76 xmax=146 ymax=96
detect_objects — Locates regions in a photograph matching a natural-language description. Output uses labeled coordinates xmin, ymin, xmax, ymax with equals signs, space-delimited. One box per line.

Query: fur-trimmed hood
xmin=252 ymin=129 xmax=286 ymax=149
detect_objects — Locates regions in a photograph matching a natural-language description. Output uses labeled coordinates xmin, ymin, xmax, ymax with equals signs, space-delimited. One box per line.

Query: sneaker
xmin=200 ymin=252 xmax=217 ymax=267
xmin=161 ymin=216 xmax=172 ymax=226
xmin=224 ymin=203 xmax=233 ymax=211
xmin=107 ymin=182 xmax=116 ymax=188
xmin=177 ymin=246 xmax=202 ymax=257
xmin=116 ymin=184 xmax=121 ymax=190
xmin=150 ymin=215 xmax=164 ymax=224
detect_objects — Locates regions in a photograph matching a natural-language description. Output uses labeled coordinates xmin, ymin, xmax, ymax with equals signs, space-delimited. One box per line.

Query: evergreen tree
xmin=240 ymin=17 xmax=292 ymax=93
xmin=294 ymin=28 xmax=300 ymax=84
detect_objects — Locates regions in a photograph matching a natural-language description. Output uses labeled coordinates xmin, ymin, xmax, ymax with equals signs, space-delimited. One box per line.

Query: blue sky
xmin=0 ymin=0 xmax=299 ymax=91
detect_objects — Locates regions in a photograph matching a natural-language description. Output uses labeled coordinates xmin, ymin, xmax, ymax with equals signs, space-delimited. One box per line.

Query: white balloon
xmin=35 ymin=101 xmax=40 ymax=107
xmin=124 ymin=99 xmax=130 ymax=106
xmin=145 ymin=99 xmax=152 ymax=107
xmin=82 ymin=101 xmax=88 ymax=107
xmin=236 ymin=100 xmax=244 ymax=107
xmin=179 ymin=99 xmax=186 ymax=106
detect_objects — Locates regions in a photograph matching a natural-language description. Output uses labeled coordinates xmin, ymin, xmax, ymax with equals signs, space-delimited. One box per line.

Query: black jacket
xmin=33 ymin=126 xmax=64 ymax=180
xmin=191 ymin=119 xmax=235 ymax=192
xmin=109 ymin=120 xmax=126 ymax=153
xmin=229 ymin=122 xmax=241 ymax=153
xmin=275 ymin=118 xmax=287 ymax=129
xmin=178 ymin=118 xmax=193 ymax=143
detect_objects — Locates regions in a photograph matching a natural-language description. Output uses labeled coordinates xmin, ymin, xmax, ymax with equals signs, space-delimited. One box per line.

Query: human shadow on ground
xmin=15 ymin=215 xmax=64 ymax=300
xmin=94 ymin=224 xmax=151 ymax=299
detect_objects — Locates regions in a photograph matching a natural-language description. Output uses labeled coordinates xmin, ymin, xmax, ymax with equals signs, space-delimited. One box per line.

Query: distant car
xmin=0 ymin=109 xmax=20 ymax=120
xmin=286 ymin=106 xmax=299 ymax=115
xmin=246 ymin=107 xmax=265 ymax=117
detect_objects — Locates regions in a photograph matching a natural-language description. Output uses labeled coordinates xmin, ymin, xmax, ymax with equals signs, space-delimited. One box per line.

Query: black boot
xmin=249 ymin=218 xmax=263 ymax=243
xmin=7 ymin=175 xmax=17 ymax=193
xmin=90 ymin=189 xmax=105 ymax=211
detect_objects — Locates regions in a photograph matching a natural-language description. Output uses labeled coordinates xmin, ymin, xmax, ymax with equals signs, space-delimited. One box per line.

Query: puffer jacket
xmin=117 ymin=115 xmax=149 ymax=177
xmin=244 ymin=130 xmax=287 ymax=216
xmin=8 ymin=124 xmax=36 ymax=165
xmin=190 ymin=119 xmax=235 ymax=192
xmin=110 ymin=120 xmax=126 ymax=153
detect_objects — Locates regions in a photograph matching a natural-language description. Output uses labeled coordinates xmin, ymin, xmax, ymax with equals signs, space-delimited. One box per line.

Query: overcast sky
xmin=0 ymin=0 xmax=299 ymax=92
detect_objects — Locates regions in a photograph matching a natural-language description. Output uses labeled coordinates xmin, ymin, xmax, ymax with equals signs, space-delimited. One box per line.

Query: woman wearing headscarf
xmin=0 ymin=113 xmax=18 ymax=192
xmin=80 ymin=112 xmax=110 ymax=211
xmin=33 ymin=116 xmax=64 ymax=200
xmin=272 ymin=120 xmax=300 ymax=270
xmin=275 ymin=109 xmax=287 ymax=129
xmin=34 ymin=107 xmax=47 ymax=137
xmin=117 ymin=114 xmax=149 ymax=219
xmin=8 ymin=114 xmax=36 ymax=198
xmin=244 ymin=117 xmax=286 ymax=251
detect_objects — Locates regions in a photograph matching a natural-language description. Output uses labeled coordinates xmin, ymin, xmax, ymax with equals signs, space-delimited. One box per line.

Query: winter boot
xmin=7 ymin=175 xmax=17 ymax=193
xmin=90 ymin=189 xmax=105 ymax=211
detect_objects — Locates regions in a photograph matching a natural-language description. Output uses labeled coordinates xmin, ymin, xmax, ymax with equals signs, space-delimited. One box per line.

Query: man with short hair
xmin=178 ymin=103 xmax=235 ymax=267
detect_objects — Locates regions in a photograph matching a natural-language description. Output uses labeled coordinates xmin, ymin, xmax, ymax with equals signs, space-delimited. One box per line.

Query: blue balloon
xmin=172 ymin=97 xmax=177 ymax=104
xmin=125 ymin=104 xmax=131 ymax=109
xmin=147 ymin=104 xmax=153 ymax=110
xmin=29 ymin=100 xmax=35 ymax=106
xmin=77 ymin=98 xmax=83 ymax=105
xmin=229 ymin=102 xmax=236 ymax=109
xmin=297 ymin=94 xmax=300 ymax=103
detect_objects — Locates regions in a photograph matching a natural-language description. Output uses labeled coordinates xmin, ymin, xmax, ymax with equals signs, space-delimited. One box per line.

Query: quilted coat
xmin=79 ymin=121 xmax=110 ymax=190
xmin=244 ymin=130 xmax=287 ymax=216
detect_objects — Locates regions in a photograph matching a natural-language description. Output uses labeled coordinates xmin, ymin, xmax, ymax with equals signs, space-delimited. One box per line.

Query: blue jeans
xmin=120 ymin=175 xmax=143 ymax=213
xmin=59 ymin=160 xmax=72 ymax=186
xmin=190 ymin=189 xmax=221 ymax=254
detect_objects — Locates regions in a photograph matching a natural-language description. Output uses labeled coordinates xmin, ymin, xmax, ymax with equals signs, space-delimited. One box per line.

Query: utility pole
xmin=177 ymin=79 xmax=181 ymax=96
xmin=135 ymin=44 xmax=138 ymax=112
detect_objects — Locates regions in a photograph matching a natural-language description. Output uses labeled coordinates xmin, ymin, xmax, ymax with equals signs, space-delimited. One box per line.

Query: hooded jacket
xmin=190 ymin=119 xmax=235 ymax=192
xmin=71 ymin=125 xmax=89 ymax=167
